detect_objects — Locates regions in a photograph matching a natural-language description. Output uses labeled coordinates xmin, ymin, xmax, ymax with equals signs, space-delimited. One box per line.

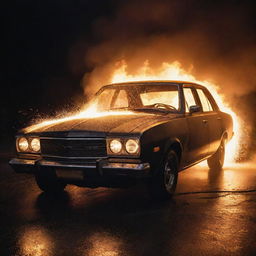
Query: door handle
xmin=202 ymin=120 xmax=208 ymax=124
xmin=217 ymin=117 xmax=221 ymax=120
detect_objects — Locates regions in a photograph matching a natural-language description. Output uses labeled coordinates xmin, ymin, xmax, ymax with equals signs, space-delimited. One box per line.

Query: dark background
xmin=3 ymin=0 xmax=256 ymax=157
xmin=3 ymin=0 xmax=117 ymax=141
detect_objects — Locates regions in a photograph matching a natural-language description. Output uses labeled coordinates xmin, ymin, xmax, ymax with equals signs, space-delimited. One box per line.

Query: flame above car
xmin=110 ymin=61 xmax=243 ymax=163
xmin=24 ymin=61 xmax=243 ymax=164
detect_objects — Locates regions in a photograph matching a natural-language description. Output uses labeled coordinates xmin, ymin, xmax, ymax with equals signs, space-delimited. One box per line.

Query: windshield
xmin=94 ymin=84 xmax=180 ymax=113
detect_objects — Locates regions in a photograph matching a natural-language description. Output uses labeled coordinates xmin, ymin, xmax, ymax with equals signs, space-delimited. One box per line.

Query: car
xmin=9 ymin=81 xmax=233 ymax=199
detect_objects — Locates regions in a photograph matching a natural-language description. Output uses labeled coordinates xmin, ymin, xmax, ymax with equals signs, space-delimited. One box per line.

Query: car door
xmin=196 ymin=88 xmax=223 ymax=156
xmin=183 ymin=85 xmax=209 ymax=164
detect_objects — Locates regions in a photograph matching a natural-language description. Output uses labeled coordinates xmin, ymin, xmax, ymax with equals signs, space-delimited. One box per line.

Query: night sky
xmin=3 ymin=0 xmax=256 ymax=153
xmin=4 ymin=1 xmax=117 ymax=138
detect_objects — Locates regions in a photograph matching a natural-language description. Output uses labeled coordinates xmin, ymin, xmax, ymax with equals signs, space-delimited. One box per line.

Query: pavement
xmin=0 ymin=159 xmax=256 ymax=256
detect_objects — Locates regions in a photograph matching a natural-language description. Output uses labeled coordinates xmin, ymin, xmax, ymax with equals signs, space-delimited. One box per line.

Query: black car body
xmin=10 ymin=81 xmax=233 ymax=198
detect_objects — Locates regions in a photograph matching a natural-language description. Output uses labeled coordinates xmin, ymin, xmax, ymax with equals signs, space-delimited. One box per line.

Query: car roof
xmin=104 ymin=80 xmax=206 ymax=89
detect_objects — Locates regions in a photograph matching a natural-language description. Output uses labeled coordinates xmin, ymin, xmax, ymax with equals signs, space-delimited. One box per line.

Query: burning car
xmin=9 ymin=81 xmax=233 ymax=199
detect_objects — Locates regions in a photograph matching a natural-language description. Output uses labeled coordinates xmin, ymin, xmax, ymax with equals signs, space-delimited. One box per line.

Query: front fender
xmin=140 ymin=118 xmax=188 ymax=174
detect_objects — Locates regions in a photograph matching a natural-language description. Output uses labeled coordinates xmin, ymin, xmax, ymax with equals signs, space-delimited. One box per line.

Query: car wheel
xmin=148 ymin=150 xmax=179 ymax=199
xmin=35 ymin=167 xmax=66 ymax=194
xmin=207 ymin=138 xmax=226 ymax=170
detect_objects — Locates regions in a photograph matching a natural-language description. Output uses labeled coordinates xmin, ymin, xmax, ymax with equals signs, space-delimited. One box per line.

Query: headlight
xmin=109 ymin=139 xmax=122 ymax=154
xmin=125 ymin=139 xmax=139 ymax=154
xmin=17 ymin=137 xmax=29 ymax=152
xmin=30 ymin=138 xmax=40 ymax=152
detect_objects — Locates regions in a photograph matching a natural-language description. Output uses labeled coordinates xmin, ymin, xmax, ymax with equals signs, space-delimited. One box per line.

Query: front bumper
xmin=9 ymin=158 xmax=151 ymax=179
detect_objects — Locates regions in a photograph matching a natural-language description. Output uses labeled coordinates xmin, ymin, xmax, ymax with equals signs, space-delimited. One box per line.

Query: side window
xmin=196 ymin=89 xmax=213 ymax=112
xmin=112 ymin=90 xmax=129 ymax=109
xmin=184 ymin=88 xmax=196 ymax=113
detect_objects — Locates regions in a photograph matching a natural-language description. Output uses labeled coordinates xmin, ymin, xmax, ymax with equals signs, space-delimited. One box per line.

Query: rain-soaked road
xmin=1 ymin=159 xmax=256 ymax=256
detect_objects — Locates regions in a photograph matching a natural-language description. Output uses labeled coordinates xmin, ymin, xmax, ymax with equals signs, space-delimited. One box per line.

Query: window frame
xmin=195 ymin=88 xmax=218 ymax=113
xmin=202 ymin=88 xmax=219 ymax=111
xmin=182 ymin=83 xmax=219 ymax=114
xmin=196 ymin=88 xmax=213 ymax=112
xmin=182 ymin=84 xmax=202 ymax=114
xmin=183 ymin=87 xmax=198 ymax=113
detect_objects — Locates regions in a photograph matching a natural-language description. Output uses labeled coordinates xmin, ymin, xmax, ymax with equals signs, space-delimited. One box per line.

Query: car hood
xmin=25 ymin=112 xmax=180 ymax=137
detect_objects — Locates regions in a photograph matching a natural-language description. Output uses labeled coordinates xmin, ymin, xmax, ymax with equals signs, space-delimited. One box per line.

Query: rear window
xmin=196 ymin=89 xmax=213 ymax=112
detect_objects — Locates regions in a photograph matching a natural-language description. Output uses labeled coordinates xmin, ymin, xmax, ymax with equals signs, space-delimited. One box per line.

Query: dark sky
xmin=4 ymin=0 xmax=118 ymax=136
xmin=3 ymin=0 xmax=256 ymax=143
xmin=5 ymin=0 xmax=116 ymax=107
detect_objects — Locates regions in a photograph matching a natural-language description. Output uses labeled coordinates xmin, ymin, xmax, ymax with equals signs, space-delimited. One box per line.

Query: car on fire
xmin=10 ymin=81 xmax=233 ymax=199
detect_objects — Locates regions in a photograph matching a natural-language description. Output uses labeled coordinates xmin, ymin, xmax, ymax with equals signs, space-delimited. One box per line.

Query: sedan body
xmin=10 ymin=81 xmax=233 ymax=198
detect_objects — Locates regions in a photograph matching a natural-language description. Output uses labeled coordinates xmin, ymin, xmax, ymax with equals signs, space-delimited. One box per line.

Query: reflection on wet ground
xmin=0 ymin=161 xmax=256 ymax=256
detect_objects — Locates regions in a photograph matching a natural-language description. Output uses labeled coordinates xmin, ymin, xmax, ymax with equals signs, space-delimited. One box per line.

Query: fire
xmin=26 ymin=59 xmax=242 ymax=164
xmin=111 ymin=60 xmax=242 ymax=163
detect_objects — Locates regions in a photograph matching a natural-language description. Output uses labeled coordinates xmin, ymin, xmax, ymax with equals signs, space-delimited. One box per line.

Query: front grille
xmin=40 ymin=138 xmax=107 ymax=159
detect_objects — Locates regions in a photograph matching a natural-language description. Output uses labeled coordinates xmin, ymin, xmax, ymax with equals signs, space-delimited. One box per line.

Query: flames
xmin=26 ymin=60 xmax=243 ymax=164
xmin=111 ymin=60 xmax=242 ymax=163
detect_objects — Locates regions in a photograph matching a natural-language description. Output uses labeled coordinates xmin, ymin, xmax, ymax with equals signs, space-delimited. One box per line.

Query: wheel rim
xmin=164 ymin=159 xmax=175 ymax=192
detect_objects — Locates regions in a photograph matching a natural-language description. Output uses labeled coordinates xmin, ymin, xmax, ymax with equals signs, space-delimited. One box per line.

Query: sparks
xmin=25 ymin=102 xmax=133 ymax=133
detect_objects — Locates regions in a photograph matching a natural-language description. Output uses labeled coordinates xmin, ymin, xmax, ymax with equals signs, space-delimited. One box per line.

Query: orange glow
xmin=84 ymin=232 xmax=122 ymax=256
xmin=111 ymin=60 xmax=243 ymax=163
xmin=26 ymin=59 xmax=243 ymax=164
xmin=19 ymin=226 xmax=54 ymax=256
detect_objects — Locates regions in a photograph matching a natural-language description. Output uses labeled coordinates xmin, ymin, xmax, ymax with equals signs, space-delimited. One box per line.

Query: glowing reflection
xmin=189 ymin=167 xmax=208 ymax=181
xmin=222 ymin=169 xmax=237 ymax=189
xmin=208 ymin=187 xmax=247 ymax=250
xmin=18 ymin=226 xmax=54 ymax=256
xmin=84 ymin=232 xmax=123 ymax=256
xmin=222 ymin=162 xmax=256 ymax=190
xmin=196 ymin=163 xmax=255 ymax=252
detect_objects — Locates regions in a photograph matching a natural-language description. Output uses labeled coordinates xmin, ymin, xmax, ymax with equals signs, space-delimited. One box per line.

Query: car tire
xmin=207 ymin=138 xmax=226 ymax=170
xmin=148 ymin=150 xmax=179 ymax=199
xmin=35 ymin=167 xmax=66 ymax=194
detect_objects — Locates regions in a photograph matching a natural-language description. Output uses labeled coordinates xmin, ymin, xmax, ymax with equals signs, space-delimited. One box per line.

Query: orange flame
xmin=111 ymin=60 xmax=243 ymax=163
xmin=26 ymin=60 xmax=243 ymax=164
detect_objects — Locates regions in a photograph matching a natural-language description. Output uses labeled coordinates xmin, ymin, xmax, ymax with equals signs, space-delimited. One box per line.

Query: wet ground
xmin=0 ymin=159 xmax=256 ymax=256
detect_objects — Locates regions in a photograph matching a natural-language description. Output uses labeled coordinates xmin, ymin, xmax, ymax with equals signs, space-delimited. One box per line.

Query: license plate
xmin=56 ymin=169 xmax=84 ymax=180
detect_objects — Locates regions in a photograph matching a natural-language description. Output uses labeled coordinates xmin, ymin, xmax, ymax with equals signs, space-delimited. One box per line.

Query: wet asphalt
xmin=0 ymin=159 xmax=256 ymax=256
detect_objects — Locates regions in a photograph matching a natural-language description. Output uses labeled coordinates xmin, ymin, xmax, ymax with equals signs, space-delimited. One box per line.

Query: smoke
xmin=78 ymin=0 xmax=256 ymax=97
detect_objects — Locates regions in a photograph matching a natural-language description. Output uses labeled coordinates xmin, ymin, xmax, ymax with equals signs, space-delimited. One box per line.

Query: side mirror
xmin=189 ymin=105 xmax=201 ymax=114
